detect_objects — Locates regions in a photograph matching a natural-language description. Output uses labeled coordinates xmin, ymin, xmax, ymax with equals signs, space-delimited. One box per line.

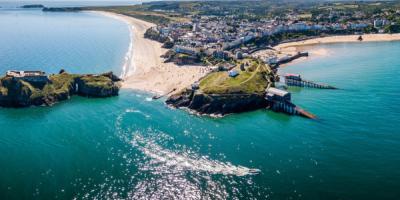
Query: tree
xmin=385 ymin=25 xmax=400 ymax=33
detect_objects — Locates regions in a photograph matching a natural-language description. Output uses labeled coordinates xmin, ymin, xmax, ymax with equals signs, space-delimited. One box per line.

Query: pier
xmin=277 ymin=52 xmax=309 ymax=65
xmin=265 ymin=87 xmax=316 ymax=119
xmin=284 ymin=74 xmax=337 ymax=89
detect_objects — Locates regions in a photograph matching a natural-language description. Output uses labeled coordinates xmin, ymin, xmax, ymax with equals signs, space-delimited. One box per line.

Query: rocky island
xmin=0 ymin=70 xmax=121 ymax=107
xmin=166 ymin=59 xmax=278 ymax=116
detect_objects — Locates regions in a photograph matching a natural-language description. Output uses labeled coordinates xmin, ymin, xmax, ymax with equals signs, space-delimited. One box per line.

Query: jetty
xmin=265 ymin=87 xmax=316 ymax=119
xmin=284 ymin=74 xmax=337 ymax=89
xmin=277 ymin=52 xmax=309 ymax=65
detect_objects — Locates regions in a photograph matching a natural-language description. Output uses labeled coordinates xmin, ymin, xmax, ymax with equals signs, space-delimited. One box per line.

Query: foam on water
xmin=120 ymin=25 xmax=134 ymax=78
xmin=1 ymin=33 xmax=400 ymax=199
xmin=76 ymin=108 xmax=260 ymax=199
xmin=130 ymin=134 xmax=260 ymax=176
xmin=117 ymin=108 xmax=259 ymax=177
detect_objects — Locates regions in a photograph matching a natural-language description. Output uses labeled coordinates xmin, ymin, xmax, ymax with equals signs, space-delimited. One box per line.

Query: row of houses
xmin=155 ymin=14 xmax=391 ymax=61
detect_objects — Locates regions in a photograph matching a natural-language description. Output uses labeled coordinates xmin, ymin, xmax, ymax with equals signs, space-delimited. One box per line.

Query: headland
xmin=93 ymin=11 xmax=399 ymax=118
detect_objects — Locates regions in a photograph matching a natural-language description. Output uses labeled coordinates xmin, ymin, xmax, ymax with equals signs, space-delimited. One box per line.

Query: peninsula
xmin=41 ymin=0 xmax=400 ymax=117
xmin=0 ymin=70 xmax=121 ymax=107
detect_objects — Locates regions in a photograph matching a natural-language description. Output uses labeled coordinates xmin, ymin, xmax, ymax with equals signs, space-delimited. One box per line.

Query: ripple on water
xmin=75 ymin=108 xmax=261 ymax=199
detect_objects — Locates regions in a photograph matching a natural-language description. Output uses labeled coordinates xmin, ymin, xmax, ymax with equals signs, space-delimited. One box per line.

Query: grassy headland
xmin=199 ymin=59 xmax=273 ymax=94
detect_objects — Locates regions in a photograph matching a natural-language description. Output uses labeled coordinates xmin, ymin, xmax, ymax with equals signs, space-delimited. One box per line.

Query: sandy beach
xmin=95 ymin=11 xmax=400 ymax=92
xmin=276 ymin=34 xmax=400 ymax=55
xmin=252 ymin=33 xmax=400 ymax=66
xmin=95 ymin=11 xmax=207 ymax=95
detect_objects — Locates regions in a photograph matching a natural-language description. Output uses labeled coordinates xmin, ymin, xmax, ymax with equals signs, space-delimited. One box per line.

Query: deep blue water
xmin=1 ymin=10 xmax=400 ymax=200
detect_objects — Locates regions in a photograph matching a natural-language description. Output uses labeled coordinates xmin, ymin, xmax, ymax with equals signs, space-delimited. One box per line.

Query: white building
xmin=374 ymin=19 xmax=388 ymax=28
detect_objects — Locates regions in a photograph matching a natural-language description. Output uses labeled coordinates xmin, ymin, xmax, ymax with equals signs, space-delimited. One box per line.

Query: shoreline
xmin=275 ymin=34 xmax=400 ymax=50
xmin=94 ymin=11 xmax=400 ymax=94
xmin=252 ymin=33 xmax=400 ymax=68
xmin=93 ymin=11 xmax=207 ymax=96
xmin=275 ymin=34 xmax=400 ymax=62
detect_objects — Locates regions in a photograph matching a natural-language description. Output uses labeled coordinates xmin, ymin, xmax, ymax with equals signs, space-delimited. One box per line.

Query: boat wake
xmin=77 ymin=108 xmax=261 ymax=199
xmin=130 ymin=134 xmax=260 ymax=176
xmin=117 ymin=108 xmax=260 ymax=177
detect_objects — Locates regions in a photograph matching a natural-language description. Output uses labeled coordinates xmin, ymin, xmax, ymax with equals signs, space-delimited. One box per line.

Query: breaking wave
xmin=120 ymin=24 xmax=134 ymax=79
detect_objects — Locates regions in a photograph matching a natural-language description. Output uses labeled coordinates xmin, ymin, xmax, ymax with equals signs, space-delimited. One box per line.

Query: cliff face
xmin=0 ymin=77 xmax=34 ymax=107
xmin=166 ymin=58 xmax=274 ymax=116
xmin=0 ymin=71 xmax=121 ymax=108
xmin=166 ymin=89 xmax=268 ymax=116
xmin=76 ymin=75 xmax=120 ymax=97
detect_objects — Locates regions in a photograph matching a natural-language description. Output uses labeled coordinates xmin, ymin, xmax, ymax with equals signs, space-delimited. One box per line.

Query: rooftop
xmin=266 ymin=87 xmax=290 ymax=97
xmin=6 ymin=70 xmax=46 ymax=78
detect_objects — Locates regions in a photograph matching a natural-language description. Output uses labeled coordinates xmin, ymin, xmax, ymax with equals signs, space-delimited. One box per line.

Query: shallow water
xmin=1 ymin=11 xmax=400 ymax=200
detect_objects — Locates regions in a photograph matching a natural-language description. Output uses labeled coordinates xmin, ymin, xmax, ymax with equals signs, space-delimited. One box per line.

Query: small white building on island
xmin=6 ymin=70 xmax=49 ymax=84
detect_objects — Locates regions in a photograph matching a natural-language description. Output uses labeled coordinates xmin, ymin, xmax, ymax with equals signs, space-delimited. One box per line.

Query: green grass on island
xmin=49 ymin=73 xmax=79 ymax=94
xmin=199 ymin=59 xmax=273 ymax=94
xmin=0 ymin=72 xmax=120 ymax=107
xmin=79 ymin=75 xmax=116 ymax=89
xmin=0 ymin=73 xmax=76 ymax=102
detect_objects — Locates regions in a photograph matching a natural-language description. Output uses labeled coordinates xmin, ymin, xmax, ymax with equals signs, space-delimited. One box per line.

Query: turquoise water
xmin=1 ymin=11 xmax=400 ymax=200
xmin=0 ymin=10 xmax=130 ymax=75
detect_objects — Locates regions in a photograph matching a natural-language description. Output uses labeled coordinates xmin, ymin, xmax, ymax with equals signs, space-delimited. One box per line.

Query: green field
xmin=199 ymin=60 xmax=272 ymax=94
xmin=92 ymin=5 xmax=189 ymax=24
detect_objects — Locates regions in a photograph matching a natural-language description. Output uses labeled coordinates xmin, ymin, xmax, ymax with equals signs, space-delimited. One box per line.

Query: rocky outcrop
xmin=0 ymin=77 xmax=34 ymax=107
xmin=0 ymin=71 xmax=121 ymax=108
xmin=166 ymin=89 xmax=268 ymax=116
xmin=42 ymin=7 xmax=83 ymax=12
xmin=76 ymin=75 xmax=120 ymax=97
xmin=21 ymin=4 xmax=45 ymax=8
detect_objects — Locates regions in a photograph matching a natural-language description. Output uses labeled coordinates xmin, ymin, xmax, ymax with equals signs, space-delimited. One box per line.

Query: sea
xmin=1 ymin=4 xmax=400 ymax=200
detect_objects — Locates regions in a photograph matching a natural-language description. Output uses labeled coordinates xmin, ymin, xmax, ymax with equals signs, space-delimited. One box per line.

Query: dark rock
xmin=166 ymin=89 xmax=194 ymax=107
xmin=42 ymin=7 xmax=83 ymax=12
xmin=0 ymin=71 xmax=121 ymax=108
xmin=101 ymin=71 xmax=122 ymax=82
xmin=166 ymin=89 xmax=268 ymax=116
xmin=0 ymin=78 xmax=34 ymax=107
xmin=21 ymin=4 xmax=44 ymax=8
xmin=75 ymin=74 xmax=120 ymax=98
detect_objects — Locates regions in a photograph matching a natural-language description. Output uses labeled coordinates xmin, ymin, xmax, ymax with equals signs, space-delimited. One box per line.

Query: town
xmin=136 ymin=1 xmax=400 ymax=66
xmin=43 ymin=1 xmax=400 ymax=117
xmin=92 ymin=0 xmax=397 ymax=118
